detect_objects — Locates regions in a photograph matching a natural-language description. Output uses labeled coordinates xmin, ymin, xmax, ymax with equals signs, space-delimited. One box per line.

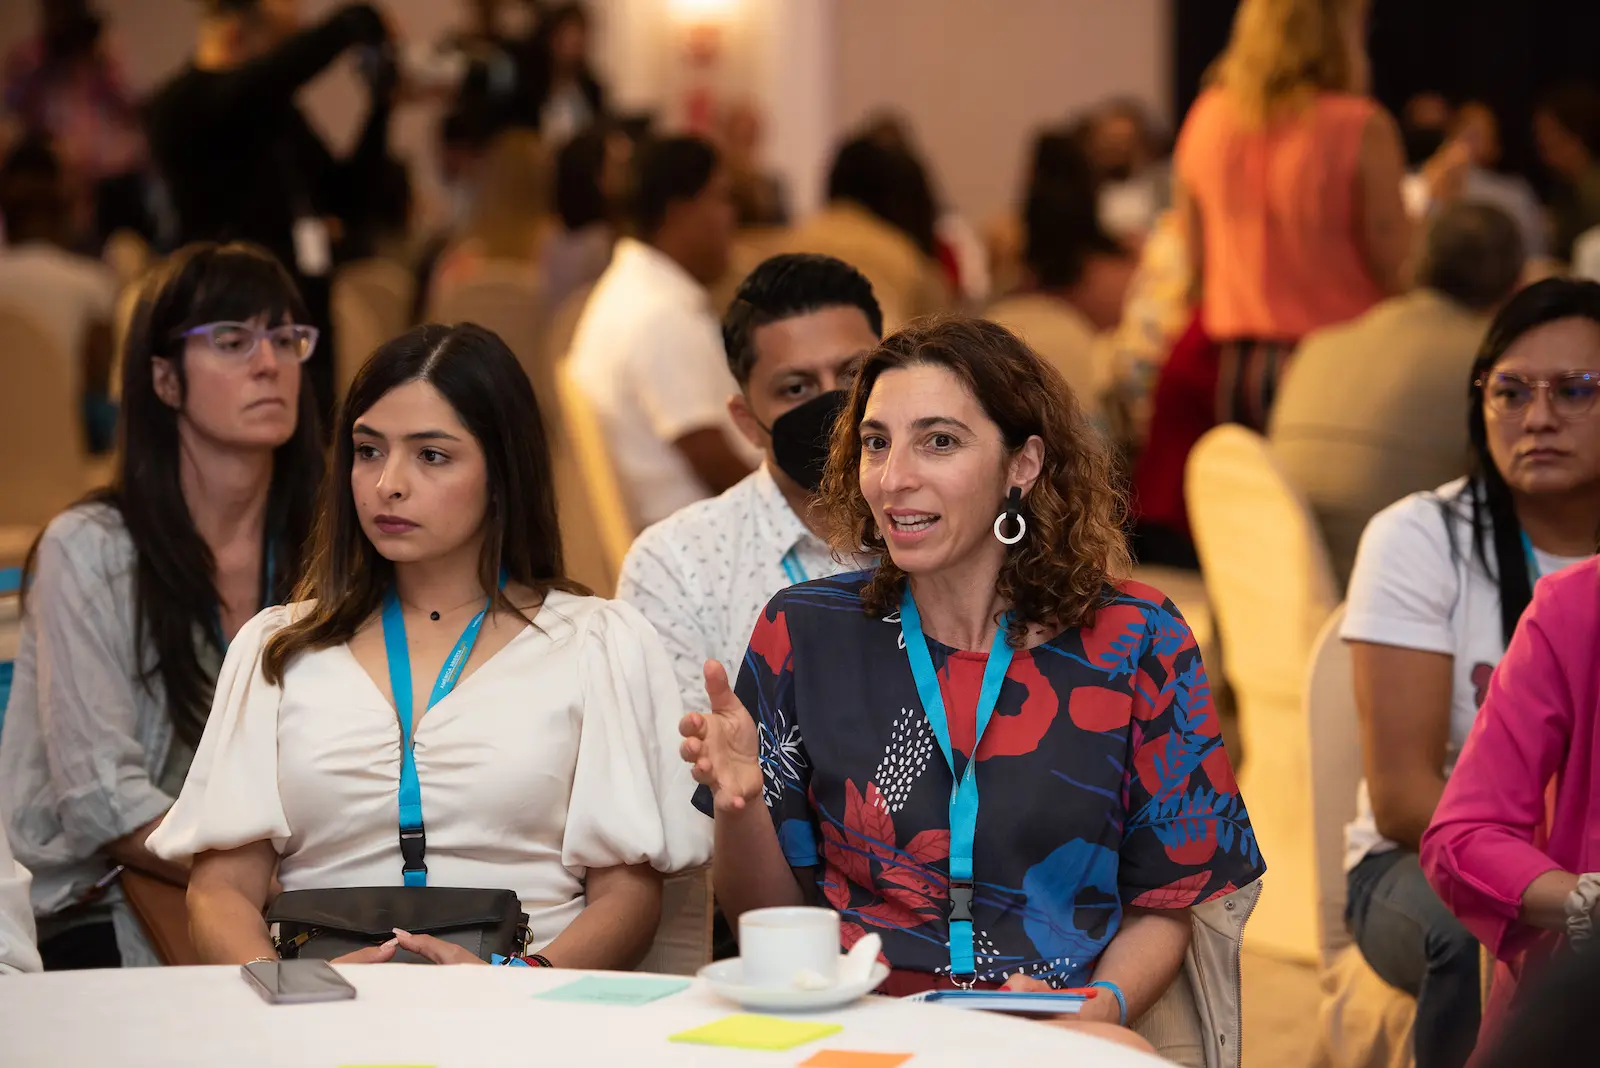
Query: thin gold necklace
xmin=400 ymin=591 xmax=490 ymax=623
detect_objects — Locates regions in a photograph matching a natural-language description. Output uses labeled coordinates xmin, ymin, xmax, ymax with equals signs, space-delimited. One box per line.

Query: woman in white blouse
xmin=150 ymin=322 xmax=706 ymax=966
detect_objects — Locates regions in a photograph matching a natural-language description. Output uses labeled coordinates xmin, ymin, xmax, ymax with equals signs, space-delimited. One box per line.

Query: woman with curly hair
xmin=681 ymin=317 xmax=1265 ymax=1044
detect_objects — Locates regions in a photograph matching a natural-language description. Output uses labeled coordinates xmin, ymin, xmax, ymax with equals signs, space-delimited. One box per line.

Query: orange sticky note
xmin=801 ymin=1053 xmax=914 ymax=1068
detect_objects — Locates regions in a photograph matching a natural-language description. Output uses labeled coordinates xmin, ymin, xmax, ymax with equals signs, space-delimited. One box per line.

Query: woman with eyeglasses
xmin=1340 ymin=277 xmax=1600 ymax=1068
xmin=0 ymin=242 xmax=323 ymax=969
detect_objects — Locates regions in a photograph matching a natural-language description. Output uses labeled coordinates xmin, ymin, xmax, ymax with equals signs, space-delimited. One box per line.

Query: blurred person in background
xmin=0 ymin=136 xmax=117 ymax=453
xmin=2 ymin=0 xmax=149 ymax=248
xmin=0 ymin=243 xmax=323 ymax=969
xmin=144 ymin=0 xmax=397 ymax=424
xmin=514 ymin=2 xmax=606 ymax=143
xmin=1400 ymin=92 xmax=1452 ymax=170
xmin=410 ymin=105 xmax=497 ymax=324
xmin=541 ymin=126 xmax=629 ymax=317
xmin=782 ymin=134 xmax=951 ymax=330
xmin=1130 ymin=0 xmax=1409 ymax=564
xmin=988 ymin=130 xmax=1132 ymax=418
xmin=1401 ymin=102 xmax=1546 ymax=263
xmin=720 ymin=100 xmax=788 ymax=229
xmin=1080 ymin=97 xmax=1171 ymax=245
xmin=566 ymin=135 xmax=752 ymax=529
xmin=1175 ymin=0 xmax=1407 ymax=430
xmin=1533 ymin=85 xmax=1600 ymax=264
xmin=1270 ymin=202 xmax=1527 ymax=587
xmin=427 ymin=128 xmax=552 ymax=301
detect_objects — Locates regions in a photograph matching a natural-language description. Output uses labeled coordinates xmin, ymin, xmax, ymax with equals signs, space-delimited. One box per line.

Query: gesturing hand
xmin=679 ymin=660 xmax=763 ymax=813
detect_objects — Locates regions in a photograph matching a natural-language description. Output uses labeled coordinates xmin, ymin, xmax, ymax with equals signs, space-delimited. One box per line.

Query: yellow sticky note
xmin=669 ymin=1014 xmax=843 ymax=1051
xmin=801 ymin=1052 xmax=914 ymax=1068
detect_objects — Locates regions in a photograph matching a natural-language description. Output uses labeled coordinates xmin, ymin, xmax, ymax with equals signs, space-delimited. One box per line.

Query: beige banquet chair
xmin=635 ymin=868 xmax=713 ymax=977
xmin=555 ymin=361 xmax=635 ymax=595
xmin=335 ymin=257 xmax=414 ymax=341
xmin=0 ymin=305 xmax=91 ymax=529
xmin=1186 ymin=425 xmax=1338 ymax=965
xmin=429 ymin=263 xmax=558 ymax=445
xmin=1305 ymin=607 xmax=1417 ymax=1068
xmin=330 ymin=280 xmax=388 ymax=400
xmin=987 ymin=292 xmax=1106 ymax=408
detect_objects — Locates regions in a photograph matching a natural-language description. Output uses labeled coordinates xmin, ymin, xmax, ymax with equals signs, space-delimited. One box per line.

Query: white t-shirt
xmin=148 ymin=592 xmax=710 ymax=950
xmin=566 ymin=238 xmax=757 ymax=529
xmin=1340 ymin=478 xmax=1588 ymax=869
xmin=0 ymin=244 xmax=117 ymax=394
xmin=0 ymin=805 xmax=41 ymax=974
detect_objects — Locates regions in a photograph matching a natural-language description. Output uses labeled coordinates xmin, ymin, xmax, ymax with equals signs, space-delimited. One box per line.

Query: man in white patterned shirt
xmin=617 ymin=253 xmax=883 ymax=718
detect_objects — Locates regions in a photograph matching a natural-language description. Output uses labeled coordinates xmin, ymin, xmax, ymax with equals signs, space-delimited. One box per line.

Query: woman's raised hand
xmin=679 ymin=660 xmax=763 ymax=813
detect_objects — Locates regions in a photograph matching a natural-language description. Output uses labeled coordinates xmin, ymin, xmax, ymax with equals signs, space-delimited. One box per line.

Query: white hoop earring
xmin=993 ymin=511 xmax=1026 ymax=546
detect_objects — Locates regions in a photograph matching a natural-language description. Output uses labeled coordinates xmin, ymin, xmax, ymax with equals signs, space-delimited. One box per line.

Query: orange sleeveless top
xmin=1176 ymin=88 xmax=1386 ymax=341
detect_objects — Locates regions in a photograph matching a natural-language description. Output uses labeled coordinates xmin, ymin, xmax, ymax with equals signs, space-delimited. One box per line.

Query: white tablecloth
xmin=0 ymin=965 xmax=1170 ymax=1066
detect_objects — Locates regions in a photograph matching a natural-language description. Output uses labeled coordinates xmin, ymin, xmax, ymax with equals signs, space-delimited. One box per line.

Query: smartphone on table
xmin=241 ymin=959 xmax=358 ymax=1005
xmin=908 ymin=988 xmax=1091 ymax=1016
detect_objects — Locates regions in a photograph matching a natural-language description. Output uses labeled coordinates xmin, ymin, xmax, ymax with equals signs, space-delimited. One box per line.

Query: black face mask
xmin=761 ymin=389 xmax=848 ymax=493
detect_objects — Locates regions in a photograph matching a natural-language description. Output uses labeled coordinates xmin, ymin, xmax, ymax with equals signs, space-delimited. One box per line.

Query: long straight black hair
xmin=261 ymin=322 xmax=585 ymax=682
xmin=24 ymin=242 xmax=324 ymax=747
xmin=1466 ymin=276 xmax=1600 ymax=645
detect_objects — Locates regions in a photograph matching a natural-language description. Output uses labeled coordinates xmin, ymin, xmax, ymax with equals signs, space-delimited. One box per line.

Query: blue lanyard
xmin=1520 ymin=531 xmax=1542 ymax=584
xmin=898 ymin=586 xmax=1015 ymax=981
xmin=780 ymin=547 xmax=809 ymax=586
xmin=381 ymin=588 xmax=492 ymax=886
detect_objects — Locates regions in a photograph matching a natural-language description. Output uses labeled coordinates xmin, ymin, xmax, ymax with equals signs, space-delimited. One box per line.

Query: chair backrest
xmin=335 ymin=258 xmax=414 ymax=341
xmin=102 ymin=229 xmax=151 ymax=291
xmin=635 ymin=868 xmax=713 ymax=976
xmin=430 ymin=263 xmax=559 ymax=445
xmin=329 ymin=280 xmax=388 ymax=401
xmin=542 ymin=282 xmax=593 ymax=370
xmin=1186 ymin=425 xmax=1337 ymax=965
xmin=1573 ymin=225 xmax=1600 ymax=283
xmin=1305 ymin=605 xmax=1360 ymax=969
xmin=556 ymin=361 xmax=635 ymax=588
xmin=986 ymin=293 xmax=1105 ymax=405
xmin=0 ymin=304 xmax=87 ymax=527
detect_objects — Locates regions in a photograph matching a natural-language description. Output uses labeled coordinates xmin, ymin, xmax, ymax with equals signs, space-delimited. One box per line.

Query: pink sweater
xmin=1421 ymin=556 xmax=1600 ymax=1050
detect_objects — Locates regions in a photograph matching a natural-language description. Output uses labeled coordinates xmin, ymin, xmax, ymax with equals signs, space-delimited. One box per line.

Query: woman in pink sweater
xmin=1422 ymin=556 xmax=1600 ymax=1057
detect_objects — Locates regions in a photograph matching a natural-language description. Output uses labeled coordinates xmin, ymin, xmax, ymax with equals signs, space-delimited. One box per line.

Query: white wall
xmin=833 ymin=0 xmax=1168 ymax=222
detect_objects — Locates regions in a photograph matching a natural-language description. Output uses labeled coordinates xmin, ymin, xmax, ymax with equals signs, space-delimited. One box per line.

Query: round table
xmin=0 ymin=964 xmax=1170 ymax=1066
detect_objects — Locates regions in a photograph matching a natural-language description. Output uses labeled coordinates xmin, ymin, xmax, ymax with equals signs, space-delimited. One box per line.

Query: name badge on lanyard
xmin=381 ymin=588 xmax=492 ymax=886
xmin=898 ymin=586 xmax=1014 ymax=985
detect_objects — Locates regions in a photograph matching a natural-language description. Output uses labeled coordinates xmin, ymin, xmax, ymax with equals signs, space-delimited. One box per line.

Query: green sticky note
xmin=534 ymin=975 xmax=690 ymax=1006
xmin=669 ymin=1014 xmax=844 ymax=1051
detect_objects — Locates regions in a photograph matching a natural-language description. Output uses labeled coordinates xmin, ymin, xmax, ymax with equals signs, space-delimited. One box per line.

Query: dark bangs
xmin=166 ymin=244 xmax=310 ymax=338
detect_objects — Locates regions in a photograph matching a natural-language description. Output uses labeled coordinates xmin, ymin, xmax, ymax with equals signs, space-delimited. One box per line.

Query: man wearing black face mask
xmin=617 ymin=253 xmax=883 ymax=722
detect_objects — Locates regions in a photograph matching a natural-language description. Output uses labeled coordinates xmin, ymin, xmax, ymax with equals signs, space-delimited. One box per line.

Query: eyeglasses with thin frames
xmin=1477 ymin=371 xmax=1600 ymax=419
xmin=180 ymin=322 xmax=320 ymax=363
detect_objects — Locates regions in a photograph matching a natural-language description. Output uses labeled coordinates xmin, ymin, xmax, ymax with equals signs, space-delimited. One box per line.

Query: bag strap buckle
xmin=399 ymin=825 xmax=428 ymax=877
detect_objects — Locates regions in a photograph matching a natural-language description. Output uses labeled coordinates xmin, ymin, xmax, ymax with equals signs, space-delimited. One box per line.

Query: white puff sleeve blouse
xmin=149 ymin=591 xmax=710 ymax=949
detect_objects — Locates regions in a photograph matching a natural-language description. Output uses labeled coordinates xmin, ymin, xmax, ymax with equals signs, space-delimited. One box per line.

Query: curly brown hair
xmin=816 ymin=315 xmax=1131 ymax=643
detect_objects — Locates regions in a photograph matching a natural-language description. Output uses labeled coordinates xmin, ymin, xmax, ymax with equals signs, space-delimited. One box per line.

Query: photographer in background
xmin=144 ymin=0 xmax=397 ymax=422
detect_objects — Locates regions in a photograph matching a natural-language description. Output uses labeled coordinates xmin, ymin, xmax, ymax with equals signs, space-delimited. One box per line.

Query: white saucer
xmin=698 ymin=957 xmax=891 ymax=1011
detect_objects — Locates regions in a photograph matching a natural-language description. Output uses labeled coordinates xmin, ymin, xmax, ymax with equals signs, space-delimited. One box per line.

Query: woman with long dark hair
xmin=149 ymin=323 xmax=703 ymax=967
xmin=517 ymin=2 xmax=605 ymax=142
xmin=1342 ymin=277 xmax=1600 ymax=1068
xmin=0 ymin=241 xmax=324 ymax=969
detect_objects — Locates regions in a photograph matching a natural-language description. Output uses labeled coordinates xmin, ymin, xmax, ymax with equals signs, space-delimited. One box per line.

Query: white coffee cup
xmin=738 ymin=906 xmax=841 ymax=989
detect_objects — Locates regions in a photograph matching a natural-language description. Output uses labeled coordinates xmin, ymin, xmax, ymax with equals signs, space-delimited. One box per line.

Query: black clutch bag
xmin=268 ymin=886 xmax=529 ymax=964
